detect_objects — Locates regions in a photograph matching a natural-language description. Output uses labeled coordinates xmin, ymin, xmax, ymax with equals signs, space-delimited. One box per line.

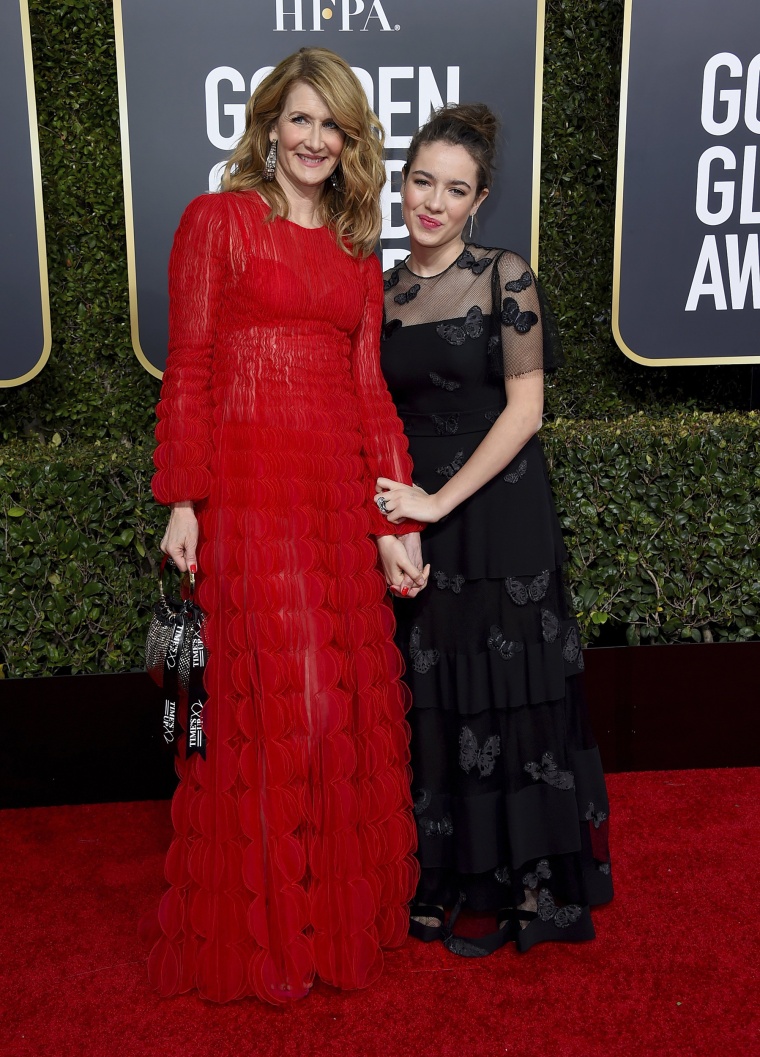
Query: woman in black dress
xmin=375 ymin=104 xmax=613 ymax=956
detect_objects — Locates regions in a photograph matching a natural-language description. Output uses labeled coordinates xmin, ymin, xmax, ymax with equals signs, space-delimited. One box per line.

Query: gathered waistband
xmin=398 ymin=405 xmax=505 ymax=437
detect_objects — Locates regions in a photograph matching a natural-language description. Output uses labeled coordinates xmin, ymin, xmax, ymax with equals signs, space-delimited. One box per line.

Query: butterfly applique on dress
xmin=541 ymin=609 xmax=561 ymax=643
xmin=412 ymin=788 xmax=432 ymax=816
xmin=524 ymin=751 xmax=575 ymax=790
xmin=504 ymin=271 xmax=533 ymax=293
xmin=459 ymin=726 xmax=501 ymax=778
xmin=434 ymin=571 xmax=465 ymax=594
xmin=537 ymin=889 xmax=583 ymax=928
xmin=456 ymin=248 xmax=494 ymax=275
xmin=436 ymin=450 xmax=465 ymax=479
xmin=429 ymin=371 xmax=461 ymax=391
xmin=562 ymin=626 xmax=584 ymax=668
xmin=585 ymin=802 xmax=608 ymax=828
xmin=503 ymin=458 xmax=527 ymax=484
xmin=419 ymin=815 xmax=454 ymax=838
xmin=522 ymin=860 xmax=552 ymax=890
xmin=501 ymin=296 xmax=538 ymax=334
xmin=585 ymin=801 xmax=611 ymax=867
xmin=436 ymin=306 xmax=484 ymax=345
xmin=383 ymin=270 xmax=400 ymax=291
xmin=410 ymin=625 xmax=440 ymax=674
xmin=432 ymin=413 xmax=460 ymax=436
xmin=487 ymin=625 xmax=524 ymax=661
xmin=505 ymin=570 xmax=550 ymax=605
xmin=395 ymin=283 xmax=420 ymax=305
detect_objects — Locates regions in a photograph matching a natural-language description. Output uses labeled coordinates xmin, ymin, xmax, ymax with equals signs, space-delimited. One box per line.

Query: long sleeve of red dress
xmin=351 ymin=254 xmax=423 ymax=538
xmin=152 ymin=195 xmax=228 ymax=506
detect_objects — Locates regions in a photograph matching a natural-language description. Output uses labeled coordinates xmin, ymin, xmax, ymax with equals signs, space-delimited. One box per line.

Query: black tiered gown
xmin=380 ymin=245 xmax=613 ymax=954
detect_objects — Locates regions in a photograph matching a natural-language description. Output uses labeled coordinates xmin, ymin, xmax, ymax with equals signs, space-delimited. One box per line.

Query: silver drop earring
xmin=468 ymin=213 xmax=475 ymax=240
xmin=264 ymin=140 xmax=277 ymax=181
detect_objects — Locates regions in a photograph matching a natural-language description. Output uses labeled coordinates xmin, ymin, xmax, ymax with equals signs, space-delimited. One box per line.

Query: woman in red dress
xmin=149 ymin=47 xmax=427 ymax=1004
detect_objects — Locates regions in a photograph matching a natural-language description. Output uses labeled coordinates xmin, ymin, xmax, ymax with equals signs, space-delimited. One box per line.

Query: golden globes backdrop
xmin=1 ymin=0 xmax=50 ymax=388
xmin=114 ymin=0 xmax=546 ymax=376
xmin=614 ymin=0 xmax=760 ymax=365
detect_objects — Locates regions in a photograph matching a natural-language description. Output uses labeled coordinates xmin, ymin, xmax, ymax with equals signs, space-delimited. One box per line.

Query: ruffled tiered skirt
xmin=146 ymin=335 xmax=418 ymax=1004
xmin=394 ymin=430 xmax=613 ymax=951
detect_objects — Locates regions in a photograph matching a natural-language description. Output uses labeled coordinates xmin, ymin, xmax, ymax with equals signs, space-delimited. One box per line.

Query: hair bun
xmin=438 ymin=103 xmax=499 ymax=152
xmin=405 ymin=102 xmax=500 ymax=193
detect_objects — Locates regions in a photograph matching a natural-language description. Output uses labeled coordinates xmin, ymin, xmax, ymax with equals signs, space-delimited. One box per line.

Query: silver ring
xmin=376 ymin=496 xmax=390 ymax=515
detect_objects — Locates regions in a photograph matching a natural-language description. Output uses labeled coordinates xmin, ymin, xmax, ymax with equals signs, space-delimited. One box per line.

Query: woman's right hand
xmin=376 ymin=534 xmax=430 ymax=598
xmin=160 ymin=501 xmax=198 ymax=573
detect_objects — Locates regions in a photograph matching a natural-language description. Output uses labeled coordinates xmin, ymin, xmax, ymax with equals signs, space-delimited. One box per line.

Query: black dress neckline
xmin=401 ymin=247 xmax=469 ymax=280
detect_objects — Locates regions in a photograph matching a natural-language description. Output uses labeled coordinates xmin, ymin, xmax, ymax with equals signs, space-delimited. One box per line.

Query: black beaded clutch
xmin=145 ymin=557 xmax=207 ymax=757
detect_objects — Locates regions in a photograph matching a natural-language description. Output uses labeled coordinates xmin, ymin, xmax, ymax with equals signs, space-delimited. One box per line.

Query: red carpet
xmin=2 ymin=769 xmax=758 ymax=1057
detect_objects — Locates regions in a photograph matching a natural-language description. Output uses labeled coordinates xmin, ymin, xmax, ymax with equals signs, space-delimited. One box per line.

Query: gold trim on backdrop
xmin=612 ymin=0 xmax=760 ymax=367
xmin=113 ymin=0 xmax=163 ymax=380
xmin=1 ymin=0 xmax=52 ymax=389
xmin=531 ymin=0 xmax=545 ymax=274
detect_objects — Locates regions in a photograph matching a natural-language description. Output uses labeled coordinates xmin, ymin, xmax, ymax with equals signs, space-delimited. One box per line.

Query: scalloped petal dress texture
xmin=148 ymin=191 xmax=420 ymax=1004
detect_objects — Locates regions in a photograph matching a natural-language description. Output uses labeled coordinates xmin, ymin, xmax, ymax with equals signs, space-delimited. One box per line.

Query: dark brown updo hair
xmin=404 ymin=103 xmax=500 ymax=194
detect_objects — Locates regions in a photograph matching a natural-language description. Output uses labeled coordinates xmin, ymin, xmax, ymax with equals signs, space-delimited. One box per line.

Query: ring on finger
xmin=376 ymin=495 xmax=390 ymax=515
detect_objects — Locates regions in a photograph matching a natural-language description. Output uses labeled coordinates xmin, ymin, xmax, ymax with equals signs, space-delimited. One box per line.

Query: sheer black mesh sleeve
xmin=489 ymin=251 xmax=564 ymax=379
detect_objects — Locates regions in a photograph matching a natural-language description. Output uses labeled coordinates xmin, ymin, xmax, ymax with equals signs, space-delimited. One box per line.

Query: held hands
xmin=160 ymin=501 xmax=199 ymax=573
xmin=376 ymin=533 xmax=430 ymax=598
xmin=375 ymin=479 xmax=445 ymax=525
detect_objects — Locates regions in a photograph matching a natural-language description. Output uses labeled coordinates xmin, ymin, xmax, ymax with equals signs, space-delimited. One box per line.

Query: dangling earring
xmin=330 ymin=165 xmax=342 ymax=191
xmin=468 ymin=213 xmax=475 ymax=240
xmin=263 ymin=140 xmax=277 ymax=181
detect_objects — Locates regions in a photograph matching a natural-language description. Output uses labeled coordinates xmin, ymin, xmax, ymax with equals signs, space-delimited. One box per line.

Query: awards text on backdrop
xmin=115 ymin=0 xmax=544 ymax=375
xmin=687 ymin=53 xmax=760 ymax=311
xmin=205 ymin=61 xmax=460 ymax=269
xmin=614 ymin=0 xmax=760 ymax=365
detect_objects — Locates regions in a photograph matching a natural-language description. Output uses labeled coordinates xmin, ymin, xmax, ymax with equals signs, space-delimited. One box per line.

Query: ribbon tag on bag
xmin=185 ymin=611 xmax=207 ymax=760
xmin=162 ymin=616 xmax=185 ymax=745
xmin=160 ymin=600 xmax=207 ymax=758
xmin=147 ymin=557 xmax=208 ymax=757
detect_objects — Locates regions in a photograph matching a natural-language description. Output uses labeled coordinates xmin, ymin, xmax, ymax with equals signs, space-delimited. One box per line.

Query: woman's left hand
xmin=375 ymin=479 xmax=444 ymax=524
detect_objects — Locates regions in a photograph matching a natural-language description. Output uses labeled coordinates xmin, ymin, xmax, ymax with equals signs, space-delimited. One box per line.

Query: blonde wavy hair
xmin=222 ymin=48 xmax=385 ymax=258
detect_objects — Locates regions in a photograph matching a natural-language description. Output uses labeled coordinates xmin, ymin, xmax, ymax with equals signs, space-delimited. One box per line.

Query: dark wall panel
xmin=2 ymin=642 xmax=758 ymax=808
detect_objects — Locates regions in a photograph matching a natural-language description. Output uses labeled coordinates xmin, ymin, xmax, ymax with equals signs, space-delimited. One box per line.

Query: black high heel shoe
xmin=409 ymin=904 xmax=446 ymax=942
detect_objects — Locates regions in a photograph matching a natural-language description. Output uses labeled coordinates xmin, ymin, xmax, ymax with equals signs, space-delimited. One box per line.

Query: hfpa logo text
xmin=275 ymin=0 xmax=399 ymax=32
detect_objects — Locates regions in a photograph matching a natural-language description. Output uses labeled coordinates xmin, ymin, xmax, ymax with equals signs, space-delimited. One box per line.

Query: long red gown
xmin=149 ymin=190 xmax=420 ymax=1004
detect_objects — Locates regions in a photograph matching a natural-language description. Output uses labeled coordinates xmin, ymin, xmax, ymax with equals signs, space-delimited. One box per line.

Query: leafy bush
xmin=2 ymin=416 xmax=757 ymax=676
xmin=0 ymin=442 xmax=162 ymax=676
xmin=544 ymin=413 xmax=760 ymax=645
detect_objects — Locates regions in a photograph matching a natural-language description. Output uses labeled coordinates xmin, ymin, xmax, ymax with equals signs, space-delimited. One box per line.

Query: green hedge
xmin=546 ymin=414 xmax=760 ymax=645
xmin=2 ymin=414 xmax=757 ymax=676
xmin=0 ymin=442 xmax=161 ymax=677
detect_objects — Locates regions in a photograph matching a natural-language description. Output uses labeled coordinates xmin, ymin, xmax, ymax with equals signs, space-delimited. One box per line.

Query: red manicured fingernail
xmin=189 ymin=564 xmax=197 ymax=573
xmin=401 ymin=586 xmax=410 ymax=596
